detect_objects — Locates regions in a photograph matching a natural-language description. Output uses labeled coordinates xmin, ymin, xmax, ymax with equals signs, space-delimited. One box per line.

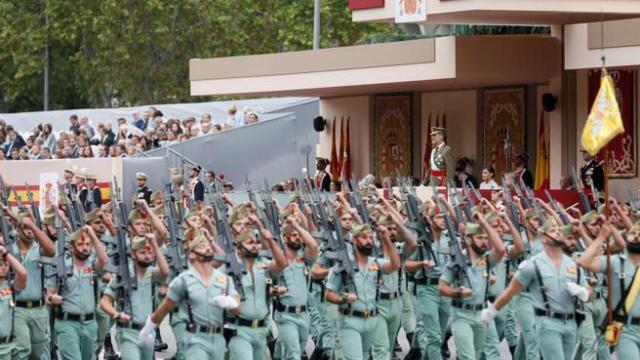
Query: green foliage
xmin=0 ymin=0 xmax=394 ymax=112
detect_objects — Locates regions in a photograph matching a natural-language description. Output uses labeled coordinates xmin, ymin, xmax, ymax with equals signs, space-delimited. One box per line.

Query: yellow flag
xmin=581 ymin=69 xmax=625 ymax=156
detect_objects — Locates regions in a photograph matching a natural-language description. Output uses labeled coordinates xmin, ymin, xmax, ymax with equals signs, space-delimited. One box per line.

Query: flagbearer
xmin=427 ymin=127 xmax=454 ymax=187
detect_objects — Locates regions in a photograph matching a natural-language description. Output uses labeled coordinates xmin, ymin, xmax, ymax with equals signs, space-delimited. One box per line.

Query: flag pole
xmin=604 ymin=143 xmax=612 ymax=326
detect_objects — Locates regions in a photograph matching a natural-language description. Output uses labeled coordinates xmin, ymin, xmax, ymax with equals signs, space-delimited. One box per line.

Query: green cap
xmin=101 ymin=203 xmax=112 ymax=213
xmin=580 ymin=210 xmax=597 ymax=224
xmin=187 ymin=234 xmax=208 ymax=252
xmin=561 ymin=224 xmax=574 ymax=236
xmin=538 ymin=218 xmax=559 ymax=236
xmin=68 ymin=229 xmax=84 ymax=244
xmin=128 ymin=209 xmax=146 ymax=223
xmin=42 ymin=207 xmax=56 ymax=226
xmin=465 ymin=223 xmax=486 ymax=236
xmin=152 ymin=206 xmax=165 ymax=216
xmin=235 ymin=230 xmax=253 ymax=244
xmin=524 ymin=208 xmax=538 ymax=220
xmin=283 ymin=225 xmax=296 ymax=237
xmin=183 ymin=207 xmax=200 ymax=221
xmin=17 ymin=209 xmax=32 ymax=220
xmin=485 ymin=211 xmax=498 ymax=225
xmin=229 ymin=204 xmax=248 ymax=224
xmin=150 ymin=191 xmax=162 ymax=203
xmin=377 ymin=215 xmax=392 ymax=226
xmin=132 ymin=236 xmax=149 ymax=250
xmin=84 ymin=209 xmax=99 ymax=224
xmin=352 ymin=224 xmax=373 ymax=237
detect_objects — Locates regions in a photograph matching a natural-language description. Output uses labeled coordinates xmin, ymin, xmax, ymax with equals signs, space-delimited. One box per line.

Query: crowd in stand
xmin=0 ymin=104 xmax=261 ymax=161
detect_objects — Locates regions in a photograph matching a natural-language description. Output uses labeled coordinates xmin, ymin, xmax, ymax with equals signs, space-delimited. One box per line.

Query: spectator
xmin=40 ymin=147 xmax=52 ymax=160
xmin=245 ymin=112 xmax=259 ymax=125
xmin=9 ymin=147 xmax=19 ymax=160
xmin=115 ymin=144 xmax=126 ymax=157
xmin=200 ymin=121 xmax=212 ymax=136
xmin=69 ymin=114 xmax=80 ymax=132
xmin=40 ymin=123 xmax=57 ymax=152
xmin=0 ymin=148 xmax=5 ymax=160
xmin=81 ymin=146 xmax=94 ymax=158
xmin=108 ymin=145 xmax=116 ymax=157
xmin=479 ymin=165 xmax=500 ymax=190
xmin=190 ymin=126 xmax=200 ymax=138
xmin=79 ymin=115 xmax=95 ymax=139
xmin=29 ymin=144 xmax=41 ymax=159
xmin=226 ymin=105 xmax=243 ymax=127
xmin=132 ymin=110 xmax=147 ymax=131
xmin=96 ymin=123 xmax=116 ymax=147
xmin=4 ymin=128 xmax=26 ymax=159
xmin=97 ymin=144 xmax=108 ymax=158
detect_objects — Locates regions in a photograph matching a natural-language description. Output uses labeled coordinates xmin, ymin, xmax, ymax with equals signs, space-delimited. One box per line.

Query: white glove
xmin=138 ymin=316 xmax=157 ymax=347
xmin=480 ymin=301 xmax=498 ymax=324
xmin=212 ymin=294 xmax=240 ymax=310
xmin=565 ymin=282 xmax=589 ymax=302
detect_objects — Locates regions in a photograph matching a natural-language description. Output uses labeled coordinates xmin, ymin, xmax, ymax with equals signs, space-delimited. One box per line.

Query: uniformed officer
xmin=99 ymin=234 xmax=169 ymax=360
xmin=135 ymin=173 xmax=152 ymax=205
xmin=76 ymin=174 xmax=88 ymax=210
xmin=483 ymin=218 xmax=591 ymax=360
xmin=2 ymin=206 xmax=56 ymax=360
xmin=46 ymin=226 xmax=109 ymax=360
xmin=0 ymin=244 xmax=28 ymax=360
xmin=427 ymin=127 xmax=455 ymax=186
xmin=580 ymin=148 xmax=604 ymax=202
xmin=273 ymin=216 xmax=319 ymax=360
xmin=84 ymin=174 xmax=101 ymax=212
xmin=62 ymin=169 xmax=78 ymax=198
xmin=438 ymin=214 xmax=506 ymax=360
xmin=324 ymin=223 xmax=401 ymax=360
xmin=187 ymin=165 xmax=205 ymax=204
xmin=140 ymin=234 xmax=241 ymax=360
xmin=226 ymin=209 xmax=287 ymax=360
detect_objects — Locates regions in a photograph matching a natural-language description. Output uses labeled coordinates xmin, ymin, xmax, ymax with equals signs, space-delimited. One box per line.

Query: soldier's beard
xmin=74 ymin=251 xmax=91 ymax=261
xmin=193 ymin=251 xmax=214 ymax=262
xmin=546 ymin=234 xmax=564 ymax=247
xmin=286 ymin=242 xmax=302 ymax=251
xmin=470 ymin=242 xmax=486 ymax=256
xmin=242 ymin=247 xmax=259 ymax=259
xmin=357 ymin=244 xmax=373 ymax=256
xmin=136 ymin=260 xmax=153 ymax=268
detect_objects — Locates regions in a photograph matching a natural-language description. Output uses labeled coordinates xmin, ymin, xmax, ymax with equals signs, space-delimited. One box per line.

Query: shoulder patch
xmin=567 ymin=266 xmax=577 ymax=274
xmin=216 ymin=275 xmax=228 ymax=285
xmin=369 ymin=262 xmax=379 ymax=272
xmin=257 ymin=262 xmax=268 ymax=270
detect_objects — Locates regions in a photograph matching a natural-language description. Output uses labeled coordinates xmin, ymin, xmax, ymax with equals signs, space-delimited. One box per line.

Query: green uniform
xmin=167 ymin=267 xmax=238 ymax=360
xmin=308 ymin=246 xmax=340 ymax=358
xmin=103 ymin=263 xmax=159 ymax=360
xmin=227 ymin=257 xmax=273 ymax=360
xmin=440 ymin=254 xmax=493 ymax=360
xmin=95 ymin=234 xmax=117 ymax=356
xmin=515 ymin=252 xmax=586 ymax=360
xmin=0 ymin=281 xmax=16 ymax=360
xmin=274 ymin=252 xmax=313 ymax=360
xmin=408 ymin=232 xmax=451 ymax=360
xmin=597 ymin=254 xmax=640 ymax=359
xmin=47 ymin=257 xmax=99 ymax=360
xmin=326 ymin=256 xmax=387 ymax=360
xmin=11 ymin=241 xmax=50 ymax=360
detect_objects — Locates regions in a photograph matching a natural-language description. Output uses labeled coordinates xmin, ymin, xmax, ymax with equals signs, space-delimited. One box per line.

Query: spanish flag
xmin=581 ymin=69 xmax=625 ymax=156
xmin=329 ymin=117 xmax=340 ymax=180
xmin=534 ymin=111 xmax=549 ymax=190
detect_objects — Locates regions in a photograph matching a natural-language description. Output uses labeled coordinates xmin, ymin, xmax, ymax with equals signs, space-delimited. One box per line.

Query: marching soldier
xmin=2 ymin=206 xmax=56 ymax=360
xmin=482 ymin=218 xmax=591 ymax=360
xmin=0 ymin=244 xmax=28 ymax=360
xmin=427 ymin=127 xmax=455 ymax=186
xmin=45 ymin=226 xmax=109 ymax=360
xmin=140 ymin=233 xmax=241 ymax=360
xmin=324 ymin=223 xmax=401 ymax=360
xmin=438 ymin=214 xmax=506 ymax=360
xmin=135 ymin=173 xmax=152 ymax=205
xmin=99 ymin=234 xmax=169 ymax=360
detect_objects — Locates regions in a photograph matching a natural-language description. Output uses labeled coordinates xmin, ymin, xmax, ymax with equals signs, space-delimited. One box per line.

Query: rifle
xmin=164 ymin=183 xmax=188 ymax=275
xmin=41 ymin=207 xmax=71 ymax=293
xmin=212 ymin=193 xmax=246 ymax=299
xmin=446 ymin=183 xmax=464 ymax=225
xmin=520 ymin=178 xmax=545 ymax=222
xmin=588 ymin=179 xmax=601 ymax=207
xmin=24 ymin=182 xmax=42 ymax=228
xmin=12 ymin=188 xmax=26 ymax=212
xmin=449 ymin=181 xmax=473 ymax=224
xmin=511 ymin=180 xmax=530 ymax=209
xmin=571 ymin=167 xmax=592 ymax=213
xmin=65 ymin=182 xmax=84 ymax=230
xmin=108 ymin=177 xmax=136 ymax=315
xmin=0 ymin=178 xmax=11 ymax=245
xmin=544 ymin=190 xmax=570 ymax=225
xmin=260 ymin=180 xmax=286 ymax=251
xmin=502 ymin=181 xmax=522 ymax=231
xmin=346 ymin=178 xmax=372 ymax=228
xmin=433 ymin=185 xmax=471 ymax=288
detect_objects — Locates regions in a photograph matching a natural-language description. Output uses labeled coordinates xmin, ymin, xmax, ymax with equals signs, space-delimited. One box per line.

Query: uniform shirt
xmin=168 ymin=268 xmax=238 ymax=327
xmin=229 ymin=257 xmax=273 ymax=321
xmin=10 ymin=241 xmax=44 ymax=302
xmin=47 ymin=257 xmax=97 ymax=315
xmin=441 ymin=254 xmax=493 ymax=306
xmin=430 ymin=143 xmax=445 ymax=170
xmin=326 ymin=257 xmax=388 ymax=313
xmin=515 ymin=251 xmax=587 ymax=314
xmin=103 ymin=262 xmax=158 ymax=324
xmin=409 ymin=231 xmax=451 ymax=280
xmin=0 ymin=281 xmax=14 ymax=337
xmin=598 ymin=254 xmax=640 ymax=318
xmin=278 ymin=250 xmax=313 ymax=307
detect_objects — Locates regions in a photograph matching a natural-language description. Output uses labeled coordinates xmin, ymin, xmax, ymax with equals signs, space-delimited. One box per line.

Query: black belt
xmin=341 ymin=309 xmax=378 ymax=318
xmin=414 ymin=277 xmax=439 ymax=286
xmin=380 ymin=292 xmax=400 ymax=300
xmin=534 ymin=308 xmax=575 ymax=320
xmin=614 ymin=315 xmax=640 ymax=325
xmin=55 ymin=312 xmax=95 ymax=322
xmin=452 ymin=301 xmax=485 ymax=311
xmin=233 ymin=318 xmax=266 ymax=328
xmin=0 ymin=335 xmax=12 ymax=344
xmin=187 ymin=325 xmax=223 ymax=334
xmin=275 ymin=303 xmax=307 ymax=314
xmin=116 ymin=321 xmax=144 ymax=330
xmin=15 ymin=300 xmax=43 ymax=309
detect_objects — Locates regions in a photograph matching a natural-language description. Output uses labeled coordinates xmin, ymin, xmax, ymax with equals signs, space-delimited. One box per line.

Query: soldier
xmin=482 ymin=218 xmax=591 ymax=360
xmin=324 ymin=223 xmax=401 ymax=360
xmin=77 ymin=174 xmax=88 ymax=210
xmin=62 ymin=169 xmax=78 ymax=197
xmin=314 ymin=158 xmax=331 ymax=192
xmin=81 ymin=175 xmax=101 ymax=212
xmin=139 ymin=233 xmax=241 ymax=360
xmin=0 ymin=244 xmax=28 ymax=360
xmin=46 ymin=226 xmax=109 ymax=360
xmin=438 ymin=214 xmax=505 ymax=360
xmin=226 ymin=219 xmax=287 ymax=360
xmin=187 ymin=165 xmax=205 ymax=204
xmin=150 ymin=191 xmax=163 ymax=209
xmin=2 ymin=206 xmax=56 ymax=360
xmin=427 ymin=127 xmax=455 ymax=187
xmin=135 ymin=173 xmax=152 ymax=205
xmin=579 ymin=148 xmax=604 ymax=203
xmin=273 ymin=215 xmax=319 ymax=360
xmin=99 ymin=234 xmax=169 ymax=360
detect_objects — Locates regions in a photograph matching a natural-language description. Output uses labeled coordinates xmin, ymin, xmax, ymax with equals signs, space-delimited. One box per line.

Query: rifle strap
xmin=375 ymin=259 xmax=382 ymax=302
xmin=613 ymin=257 xmax=640 ymax=322
xmin=533 ymin=259 xmax=551 ymax=312
xmin=180 ymin=277 xmax=196 ymax=328
xmin=484 ymin=255 xmax=491 ymax=304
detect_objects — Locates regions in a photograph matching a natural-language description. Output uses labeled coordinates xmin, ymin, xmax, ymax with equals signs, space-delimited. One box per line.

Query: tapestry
xmin=483 ymin=87 xmax=526 ymax=182
xmin=374 ymin=94 xmax=412 ymax=180
xmin=588 ymin=69 xmax=636 ymax=177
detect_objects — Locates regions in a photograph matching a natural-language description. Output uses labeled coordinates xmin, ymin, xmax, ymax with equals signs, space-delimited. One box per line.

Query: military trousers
xmin=115 ymin=327 xmax=153 ymax=360
xmin=450 ymin=308 xmax=487 ymax=360
xmin=371 ymin=297 xmax=402 ymax=360
xmin=574 ymin=297 xmax=609 ymax=360
xmin=615 ymin=323 xmax=640 ymax=359
xmin=535 ymin=316 xmax=577 ymax=360
xmin=228 ymin=325 xmax=269 ymax=360
xmin=54 ymin=319 xmax=97 ymax=360
xmin=13 ymin=305 xmax=50 ymax=360
xmin=513 ymin=294 xmax=540 ymax=360
xmin=0 ymin=342 xmax=14 ymax=360
xmin=411 ymin=282 xmax=450 ymax=360
xmin=274 ymin=310 xmax=310 ymax=360
xmin=337 ymin=314 xmax=379 ymax=360
xmin=94 ymin=307 xmax=113 ymax=356
xmin=170 ymin=313 xmax=187 ymax=360
xmin=182 ymin=330 xmax=226 ymax=360
xmin=483 ymin=304 xmax=513 ymax=360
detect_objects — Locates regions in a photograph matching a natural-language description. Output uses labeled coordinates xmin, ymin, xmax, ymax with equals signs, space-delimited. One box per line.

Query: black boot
xmin=267 ymin=337 xmax=277 ymax=358
xmin=405 ymin=332 xmax=414 ymax=346
xmin=509 ymin=346 xmax=516 ymax=357
xmin=403 ymin=347 xmax=421 ymax=360
xmin=154 ymin=329 xmax=169 ymax=352
xmin=50 ymin=346 xmax=58 ymax=360
xmin=103 ymin=337 xmax=120 ymax=360
xmin=310 ymin=347 xmax=324 ymax=360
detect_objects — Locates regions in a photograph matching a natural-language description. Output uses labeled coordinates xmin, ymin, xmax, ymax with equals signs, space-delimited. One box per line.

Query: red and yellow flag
xmin=581 ymin=69 xmax=625 ymax=156
xmin=341 ymin=117 xmax=351 ymax=182
xmin=330 ymin=117 xmax=340 ymax=180
xmin=534 ymin=111 xmax=549 ymax=190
